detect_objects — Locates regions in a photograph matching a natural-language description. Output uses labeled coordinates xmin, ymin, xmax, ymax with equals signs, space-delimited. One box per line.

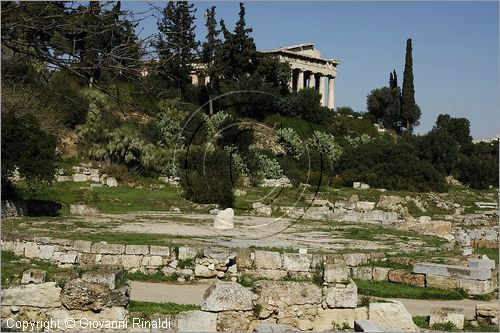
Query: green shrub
xmin=253 ymin=153 xmax=283 ymax=179
xmin=1 ymin=112 xmax=57 ymax=196
xmin=180 ymin=147 xmax=236 ymax=208
xmin=310 ymin=130 xmax=342 ymax=169
xmin=276 ymin=127 xmax=304 ymax=159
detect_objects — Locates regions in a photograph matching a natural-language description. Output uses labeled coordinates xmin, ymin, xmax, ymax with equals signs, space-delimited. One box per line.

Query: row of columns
xmin=292 ymin=70 xmax=335 ymax=109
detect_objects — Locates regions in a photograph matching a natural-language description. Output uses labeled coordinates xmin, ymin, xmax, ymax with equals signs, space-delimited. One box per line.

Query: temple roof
xmin=261 ymin=43 xmax=339 ymax=64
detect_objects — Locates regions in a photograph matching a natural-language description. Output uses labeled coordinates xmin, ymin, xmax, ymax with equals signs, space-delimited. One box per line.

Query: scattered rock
xmin=70 ymin=204 xmax=99 ymax=215
xmin=252 ymin=202 xmax=272 ymax=217
xmin=21 ymin=269 xmax=47 ymax=284
xmin=106 ymin=177 xmax=118 ymax=187
xmin=201 ymin=281 xmax=253 ymax=312
xmin=60 ymin=278 xmax=128 ymax=311
xmin=214 ymin=208 xmax=234 ymax=229
xmin=325 ymin=279 xmax=357 ymax=308
xmin=368 ymin=301 xmax=418 ymax=332
xmin=1 ymin=282 xmax=61 ymax=307
xmin=430 ymin=307 xmax=465 ymax=330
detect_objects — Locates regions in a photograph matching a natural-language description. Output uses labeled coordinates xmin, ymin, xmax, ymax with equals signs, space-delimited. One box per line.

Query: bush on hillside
xmin=335 ymin=140 xmax=447 ymax=192
xmin=180 ymin=147 xmax=237 ymax=208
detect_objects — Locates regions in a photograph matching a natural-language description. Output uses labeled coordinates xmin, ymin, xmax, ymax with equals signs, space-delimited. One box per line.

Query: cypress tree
xmin=201 ymin=6 xmax=221 ymax=88
xmin=401 ymin=38 xmax=421 ymax=131
xmin=156 ymin=1 xmax=198 ymax=92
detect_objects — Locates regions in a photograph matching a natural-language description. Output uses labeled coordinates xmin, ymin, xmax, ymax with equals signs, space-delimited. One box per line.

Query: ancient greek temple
xmin=191 ymin=43 xmax=340 ymax=109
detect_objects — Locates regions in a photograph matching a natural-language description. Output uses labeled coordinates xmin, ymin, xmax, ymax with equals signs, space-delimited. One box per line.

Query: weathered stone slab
xmin=194 ymin=264 xmax=217 ymax=278
xmin=426 ymin=274 xmax=460 ymax=290
xmin=81 ymin=267 xmax=123 ymax=290
xmin=282 ymin=253 xmax=312 ymax=272
xmin=177 ymin=310 xmax=217 ymax=332
xmin=354 ymin=266 xmax=373 ymax=280
xmin=314 ymin=307 xmax=368 ymax=331
xmin=254 ymin=323 xmax=298 ymax=332
xmin=142 ymin=255 xmax=163 ymax=267
xmin=388 ymin=269 xmax=425 ymax=287
xmin=121 ymin=255 xmax=142 ymax=269
xmin=430 ymin=307 xmax=465 ymax=330
xmin=467 ymin=258 xmax=496 ymax=270
xmin=91 ymin=242 xmax=125 ymax=255
xmin=125 ymin=244 xmax=149 ymax=255
xmin=356 ymin=201 xmax=376 ymax=211
xmin=343 ymin=253 xmax=369 ymax=267
xmin=201 ymin=282 xmax=253 ymax=312
xmin=178 ymin=246 xmax=199 ymax=260
xmin=1 ymin=282 xmax=61 ymax=307
xmin=476 ymin=304 xmax=499 ymax=318
xmin=236 ymin=249 xmax=254 ymax=269
xmin=324 ymin=262 xmax=350 ymax=283
xmin=325 ymin=279 xmax=357 ymax=308
xmin=149 ymin=245 xmax=171 ymax=256
xmin=24 ymin=242 xmax=40 ymax=258
xmin=372 ymin=267 xmax=392 ymax=281
xmin=72 ymin=240 xmax=92 ymax=253
xmin=254 ymin=251 xmax=282 ymax=269
xmin=459 ymin=278 xmax=494 ymax=295
xmin=413 ymin=263 xmax=491 ymax=280
xmin=61 ymin=278 xmax=128 ymax=311
xmin=368 ymin=301 xmax=418 ymax=332
xmin=254 ymin=280 xmax=322 ymax=307
xmin=354 ymin=319 xmax=391 ymax=332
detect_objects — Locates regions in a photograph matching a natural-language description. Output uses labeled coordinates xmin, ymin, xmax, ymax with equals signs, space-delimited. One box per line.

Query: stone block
xmin=39 ymin=245 xmax=55 ymax=260
xmin=72 ymin=173 xmax=89 ymax=182
xmin=313 ymin=307 xmax=368 ymax=331
xmin=459 ymin=278 xmax=494 ymax=295
xmin=213 ymin=208 xmax=234 ymax=229
xmin=356 ymin=201 xmax=376 ymax=211
xmin=106 ymin=177 xmax=118 ymax=187
xmin=177 ymin=310 xmax=217 ymax=332
xmin=1 ymin=282 xmax=61 ymax=307
xmin=282 ymin=253 xmax=312 ymax=272
xmin=59 ymin=251 xmax=79 ymax=264
xmin=178 ymin=246 xmax=199 ymax=260
xmin=253 ymin=202 xmax=273 ymax=217
xmin=372 ymin=267 xmax=391 ymax=281
xmin=204 ymin=247 xmax=236 ymax=263
xmin=72 ymin=240 xmax=92 ymax=253
xmin=142 ymin=255 xmax=163 ymax=267
xmin=244 ymin=269 xmax=287 ymax=280
xmin=121 ymin=255 xmax=142 ymax=269
xmin=70 ymin=204 xmax=98 ymax=215
xmin=21 ymin=269 xmax=47 ymax=284
xmin=343 ymin=253 xmax=369 ymax=267
xmin=194 ymin=264 xmax=217 ymax=278
xmin=368 ymin=301 xmax=418 ymax=331
xmin=82 ymin=267 xmax=123 ymax=290
xmin=467 ymin=258 xmax=496 ymax=270
xmin=388 ymin=269 xmax=425 ymax=288
xmin=24 ymin=242 xmax=40 ymax=258
xmin=126 ymin=244 xmax=149 ymax=255
xmin=476 ymin=304 xmax=499 ymax=319
xmin=417 ymin=216 xmax=432 ymax=223
xmin=325 ymin=279 xmax=357 ymax=308
xmin=413 ymin=262 xmax=491 ymax=280
xmin=354 ymin=319 xmax=389 ymax=332
xmin=324 ymin=262 xmax=350 ymax=283
xmin=91 ymin=242 xmax=125 ymax=255
xmin=201 ymin=281 xmax=253 ymax=312
xmin=236 ymin=249 xmax=254 ymax=269
xmin=429 ymin=307 xmax=465 ymax=330
xmin=355 ymin=266 xmax=373 ymax=280
xmin=254 ymin=280 xmax=322 ymax=308
xmin=426 ymin=274 xmax=460 ymax=290
xmin=254 ymin=251 xmax=282 ymax=269
xmin=149 ymin=245 xmax=171 ymax=256
xmin=100 ymin=254 xmax=121 ymax=266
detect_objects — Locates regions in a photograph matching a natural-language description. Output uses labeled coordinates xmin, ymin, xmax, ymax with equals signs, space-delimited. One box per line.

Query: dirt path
xmin=130 ymin=280 xmax=498 ymax=319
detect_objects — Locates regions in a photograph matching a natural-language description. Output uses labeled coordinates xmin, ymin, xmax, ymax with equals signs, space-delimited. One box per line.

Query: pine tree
xmin=156 ymin=1 xmax=198 ymax=92
xmin=401 ymin=39 xmax=421 ymax=131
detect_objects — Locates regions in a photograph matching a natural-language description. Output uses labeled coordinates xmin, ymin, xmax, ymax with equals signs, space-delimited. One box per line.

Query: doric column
xmin=318 ymin=75 xmax=326 ymax=107
xmin=327 ymin=77 xmax=335 ymax=109
xmin=297 ymin=71 xmax=304 ymax=91
xmin=288 ymin=71 xmax=294 ymax=92
xmin=308 ymin=72 xmax=315 ymax=89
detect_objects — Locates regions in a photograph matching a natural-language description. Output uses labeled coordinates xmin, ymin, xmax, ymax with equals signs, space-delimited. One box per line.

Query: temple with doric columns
xmin=191 ymin=43 xmax=340 ymax=109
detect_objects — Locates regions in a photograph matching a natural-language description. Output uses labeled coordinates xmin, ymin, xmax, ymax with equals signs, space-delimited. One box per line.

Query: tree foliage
xmin=401 ymin=38 xmax=421 ymax=131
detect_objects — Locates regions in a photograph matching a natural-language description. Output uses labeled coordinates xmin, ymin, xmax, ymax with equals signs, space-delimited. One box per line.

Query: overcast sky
xmin=123 ymin=1 xmax=499 ymax=139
